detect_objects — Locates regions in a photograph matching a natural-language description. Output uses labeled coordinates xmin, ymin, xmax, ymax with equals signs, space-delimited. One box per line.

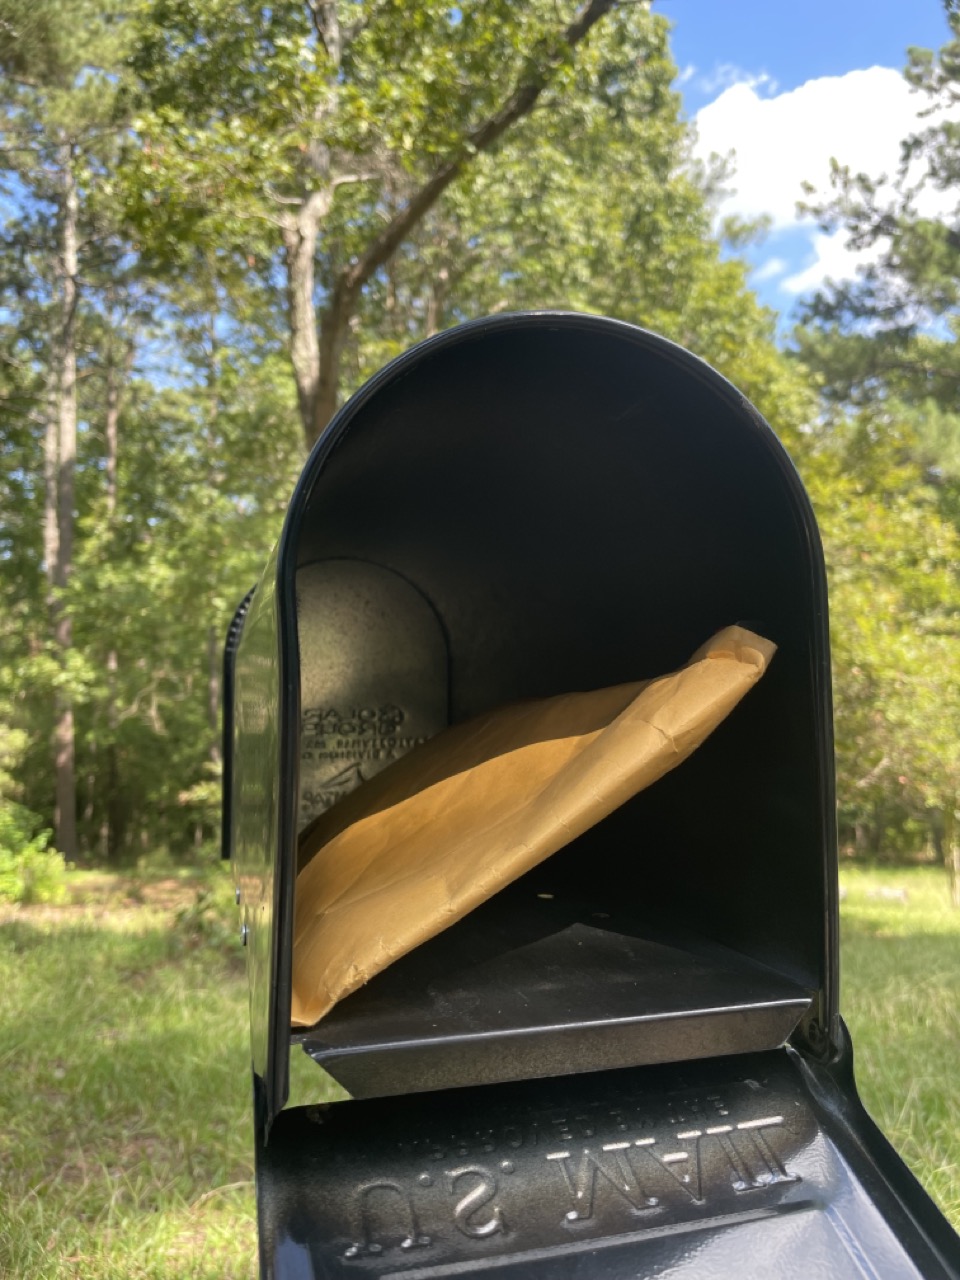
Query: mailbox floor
xmin=294 ymin=891 xmax=811 ymax=1098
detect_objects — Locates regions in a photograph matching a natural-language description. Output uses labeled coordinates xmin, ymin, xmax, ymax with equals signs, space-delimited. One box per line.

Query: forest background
xmin=3 ymin=0 xmax=960 ymax=905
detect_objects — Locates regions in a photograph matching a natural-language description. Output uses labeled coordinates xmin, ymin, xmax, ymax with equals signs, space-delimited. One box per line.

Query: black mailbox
xmin=225 ymin=313 xmax=960 ymax=1279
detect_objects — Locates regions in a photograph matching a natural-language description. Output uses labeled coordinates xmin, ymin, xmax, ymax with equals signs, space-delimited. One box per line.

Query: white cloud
xmin=752 ymin=255 xmax=788 ymax=282
xmin=696 ymin=64 xmax=778 ymax=97
xmin=692 ymin=66 xmax=959 ymax=294
xmin=781 ymin=231 xmax=881 ymax=295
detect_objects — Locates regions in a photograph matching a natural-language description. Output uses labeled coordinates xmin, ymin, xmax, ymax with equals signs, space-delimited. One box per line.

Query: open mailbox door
xmin=224 ymin=313 xmax=960 ymax=1279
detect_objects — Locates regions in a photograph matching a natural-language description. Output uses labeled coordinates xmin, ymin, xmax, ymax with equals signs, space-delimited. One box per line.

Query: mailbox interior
xmin=272 ymin=316 xmax=836 ymax=1103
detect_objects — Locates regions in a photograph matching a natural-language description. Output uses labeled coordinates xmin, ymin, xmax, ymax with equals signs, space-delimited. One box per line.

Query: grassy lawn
xmin=0 ymin=863 xmax=957 ymax=1277
xmin=0 ymin=871 xmax=259 ymax=1279
xmin=839 ymin=862 xmax=960 ymax=1227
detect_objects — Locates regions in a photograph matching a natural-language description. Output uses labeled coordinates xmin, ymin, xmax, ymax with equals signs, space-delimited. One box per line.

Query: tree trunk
xmin=103 ymin=338 xmax=132 ymax=862
xmin=83 ymin=745 xmax=95 ymax=824
xmin=207 ymin=625 xmax=221 ymax=767
xmin=104 ymin=344 xmax=127 ymax=514
xmin=945 ymin=806 xmax=960 ymax=909
xmin=52 ymin=142 xmax=79 ymax=861
xmin=313 ymin=282 xmax=353 ymax=446
xmin=282 ymin=194 xmax=328 ymax=445
xmin=425 ymin=266 xmax=450 ymax=339
xmin=42 ymin=376 xmax=58 ymax=589
xmin=424 ymin=284 xmax=440 ymax=340
xmin=107 ymin=745 xmax=128 ymax=862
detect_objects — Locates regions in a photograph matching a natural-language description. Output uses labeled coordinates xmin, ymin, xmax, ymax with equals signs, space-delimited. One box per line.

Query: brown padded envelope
xmin=291 ymin=625 xmax=776 ymax=1027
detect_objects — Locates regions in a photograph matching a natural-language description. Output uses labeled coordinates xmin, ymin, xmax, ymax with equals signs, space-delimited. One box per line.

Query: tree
xmin=805 ymin=407 xmax=960 ymax=891
xmin=123 ymin=0 xmax=697 ymax=447
xmin=0 ymin=0 xmax=137 ymax=857
xmin=0 ymin=0 xmax=832 ymax=867
xmin=795 ymin=4 xmax=960 ymax=452
xmin=792 ymin=8 xmax=960 ymax=897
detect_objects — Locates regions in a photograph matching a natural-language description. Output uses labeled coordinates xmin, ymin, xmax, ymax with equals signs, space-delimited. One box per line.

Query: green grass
xmin=840 ymin=862 xmax=960 ymax=1228
xmin=0 ymin=863 xmax=956 ymax=1277
xmin=0 ymin=871 xmax=258 ymax=1279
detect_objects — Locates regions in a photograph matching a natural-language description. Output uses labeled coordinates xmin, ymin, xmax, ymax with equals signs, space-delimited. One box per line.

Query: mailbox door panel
xmin=232 ymin=544 xmax=296 ymax=1118
xmin=256 ymin=1041 xmax=960 ymax=1280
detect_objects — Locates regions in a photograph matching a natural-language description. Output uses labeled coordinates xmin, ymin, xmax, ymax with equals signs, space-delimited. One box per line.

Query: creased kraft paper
xmin=291 ymin=625 xmax=776 ymax=1027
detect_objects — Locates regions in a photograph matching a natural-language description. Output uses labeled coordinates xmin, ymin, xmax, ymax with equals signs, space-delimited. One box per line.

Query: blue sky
xmin=655 ymin=0 xmax=955 ymax=322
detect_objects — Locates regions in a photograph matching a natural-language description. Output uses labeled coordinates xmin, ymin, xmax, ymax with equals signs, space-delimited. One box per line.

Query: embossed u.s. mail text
xmin=337 ymin=1098 xmax=803 ymax=1264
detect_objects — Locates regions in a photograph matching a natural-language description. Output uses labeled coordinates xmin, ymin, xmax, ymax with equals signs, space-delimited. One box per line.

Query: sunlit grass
xmin=840 ymin=862 xmax=960 ymax=1227
xmin=0 ymin=872 xmax=258 ymax=1279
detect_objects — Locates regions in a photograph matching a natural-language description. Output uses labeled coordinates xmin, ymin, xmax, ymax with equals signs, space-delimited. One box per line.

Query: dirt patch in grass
xmin=67 ymin=873 xmax=205 ymax=912
xmin=0 ymin=874 xmax=213 ymax=930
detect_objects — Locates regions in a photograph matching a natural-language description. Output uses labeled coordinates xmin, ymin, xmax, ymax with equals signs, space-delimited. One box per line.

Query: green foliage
xmin=1 ymin=0 xmax=957 ymax=883
xmin=794 ymin=390 xmax=960 ymax=865
xmin=3 ymin=0 xmax=803 ymax=862
xmin=793 ymin=15 xmax=960 ymax=879
xmin=122 ymin=0 xmax=645 ymax=263
xmin=0 ymin=721 xmax=65 ymax=903
xmin=0 ymin=801 xmax=65 ymax=905
xmin=170 ymin=884 xmax=236 ymax=952
xmin=0 ymin=0 xmax=127 ymax=90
